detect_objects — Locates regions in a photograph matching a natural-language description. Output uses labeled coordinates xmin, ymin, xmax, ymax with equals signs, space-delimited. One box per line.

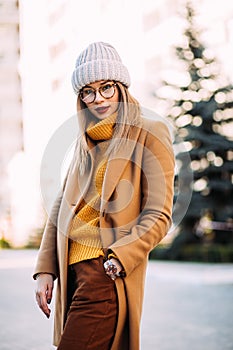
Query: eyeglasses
xmin=80 ymin=82 xmax=117 ymax=104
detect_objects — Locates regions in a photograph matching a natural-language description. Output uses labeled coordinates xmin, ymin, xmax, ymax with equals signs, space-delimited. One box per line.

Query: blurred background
xmin=0 ymin=0 xmax=233 ymax=262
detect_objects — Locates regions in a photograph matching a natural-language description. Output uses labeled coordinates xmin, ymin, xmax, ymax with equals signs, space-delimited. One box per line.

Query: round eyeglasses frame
xmin=80 ymin=82 xmax=117 ymax=104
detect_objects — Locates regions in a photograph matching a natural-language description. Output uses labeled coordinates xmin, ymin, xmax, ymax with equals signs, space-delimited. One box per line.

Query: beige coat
xmin=34 ymin=117 xmax=175 ymax=350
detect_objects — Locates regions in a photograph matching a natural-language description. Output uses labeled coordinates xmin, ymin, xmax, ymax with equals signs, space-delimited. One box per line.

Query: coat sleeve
xmin=109 ymin=121 xmax=175 ymax=276
xmin=33 ymin=192 xmax=63 ymax=279
xmin=33 ymin=169 xmax=70 ymax=280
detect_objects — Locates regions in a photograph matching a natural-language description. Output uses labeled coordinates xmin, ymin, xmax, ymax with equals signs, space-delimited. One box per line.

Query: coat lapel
xmin=101 ymin=125 xmax=141 ymax=208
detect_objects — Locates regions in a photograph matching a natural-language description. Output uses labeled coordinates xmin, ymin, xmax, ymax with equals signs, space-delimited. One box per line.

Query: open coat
xmin=34 ymin=117 xmax=175 ymax=350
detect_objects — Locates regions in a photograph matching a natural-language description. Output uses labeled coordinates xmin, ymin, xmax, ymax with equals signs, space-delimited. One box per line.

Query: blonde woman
xmin=34 ymin=42 xmax=175 ymax=350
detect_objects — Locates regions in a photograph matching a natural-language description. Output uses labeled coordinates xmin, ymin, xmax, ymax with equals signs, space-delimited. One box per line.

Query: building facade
xmin=0 ymin=0 xmax=23 ymax=246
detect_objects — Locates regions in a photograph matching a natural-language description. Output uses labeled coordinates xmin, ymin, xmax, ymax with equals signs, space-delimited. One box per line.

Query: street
xmin=0 ymin=249 xmax=233 ymax=350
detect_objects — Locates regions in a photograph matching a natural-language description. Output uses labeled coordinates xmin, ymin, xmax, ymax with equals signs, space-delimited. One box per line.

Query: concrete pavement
xmin=0 ymin=249 xmax=233 ymax=350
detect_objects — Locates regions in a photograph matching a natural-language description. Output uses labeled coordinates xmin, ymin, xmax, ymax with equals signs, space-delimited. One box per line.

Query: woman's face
xmin=80 ymin=80 xmax=120 ymax=120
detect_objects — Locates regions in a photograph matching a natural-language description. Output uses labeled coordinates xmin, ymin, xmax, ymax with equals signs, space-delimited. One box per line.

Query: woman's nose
xmin=94 ymin=90 xmax=105 ymax=103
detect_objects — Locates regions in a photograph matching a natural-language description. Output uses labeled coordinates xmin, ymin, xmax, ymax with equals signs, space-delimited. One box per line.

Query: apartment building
xmin=0 ymin=0 xmax=24 ymax=245
xmin=0 ymin=0 xmax=74 ymax=246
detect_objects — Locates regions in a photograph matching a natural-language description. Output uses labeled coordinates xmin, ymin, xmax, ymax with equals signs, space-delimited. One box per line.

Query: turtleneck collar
xmin=86 ymin=112 xmax=117 ymax=141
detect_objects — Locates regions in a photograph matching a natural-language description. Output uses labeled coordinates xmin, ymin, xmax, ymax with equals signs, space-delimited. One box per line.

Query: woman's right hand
xmin=35 ymin=273 xmax=54 ymax=318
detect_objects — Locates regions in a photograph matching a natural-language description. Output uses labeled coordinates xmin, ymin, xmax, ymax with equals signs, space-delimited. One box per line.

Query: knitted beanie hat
xmin=71 ymin=42 xmax=131 ymax=95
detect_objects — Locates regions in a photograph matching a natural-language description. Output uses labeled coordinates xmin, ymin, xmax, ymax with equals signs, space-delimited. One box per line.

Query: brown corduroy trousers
xmin=57 ymin=257 xmax=118 ymax=350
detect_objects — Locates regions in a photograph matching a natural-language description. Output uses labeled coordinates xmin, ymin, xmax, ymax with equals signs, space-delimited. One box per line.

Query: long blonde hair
xmin=75 ymin=82 xmax=142 ymax=174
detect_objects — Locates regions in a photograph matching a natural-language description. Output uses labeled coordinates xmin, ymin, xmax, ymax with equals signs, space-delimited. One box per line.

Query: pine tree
xmin=158 ymin=2 xmax=233 ymax=256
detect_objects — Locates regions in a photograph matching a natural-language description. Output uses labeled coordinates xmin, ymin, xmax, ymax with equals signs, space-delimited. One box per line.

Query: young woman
xmin=34 ymin=42 xmax=175 ymax=350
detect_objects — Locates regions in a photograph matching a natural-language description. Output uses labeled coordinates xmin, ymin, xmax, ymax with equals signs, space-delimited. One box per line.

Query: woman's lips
xmin=95 ymin=106 xmax=110 ymax=114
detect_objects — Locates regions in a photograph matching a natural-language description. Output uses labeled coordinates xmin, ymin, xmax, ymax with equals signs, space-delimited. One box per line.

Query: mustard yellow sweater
xmin=68 ymin=114 xmax=116 ymax=265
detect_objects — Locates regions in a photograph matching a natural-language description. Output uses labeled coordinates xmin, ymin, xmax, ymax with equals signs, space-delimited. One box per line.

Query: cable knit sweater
xmin=68 ymin=113 xmax=116 ymax=265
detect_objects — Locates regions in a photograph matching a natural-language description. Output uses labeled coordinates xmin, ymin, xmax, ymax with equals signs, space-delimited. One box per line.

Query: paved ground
xmin=0 ymin=249 xmax=233 ymax=350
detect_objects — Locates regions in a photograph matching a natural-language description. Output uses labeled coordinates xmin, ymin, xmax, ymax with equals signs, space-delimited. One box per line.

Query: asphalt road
xmin=0 ymin=249 xmax=233 ymax=350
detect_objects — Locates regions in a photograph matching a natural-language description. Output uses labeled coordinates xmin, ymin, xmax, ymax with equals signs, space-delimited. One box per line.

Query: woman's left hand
xmin=104 ymin=258 xmax=124 ymax=280
xmin=110 ymin=258 xmax=123 ymax=275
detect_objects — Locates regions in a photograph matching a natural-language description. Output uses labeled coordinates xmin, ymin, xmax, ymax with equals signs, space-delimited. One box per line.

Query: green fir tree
xmin=156 ymin=3 xmax=233 ymax=260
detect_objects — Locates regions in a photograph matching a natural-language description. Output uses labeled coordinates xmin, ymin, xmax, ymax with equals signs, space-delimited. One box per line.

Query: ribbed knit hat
xmin=71 ymin=42 xmax=131 ymax=95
